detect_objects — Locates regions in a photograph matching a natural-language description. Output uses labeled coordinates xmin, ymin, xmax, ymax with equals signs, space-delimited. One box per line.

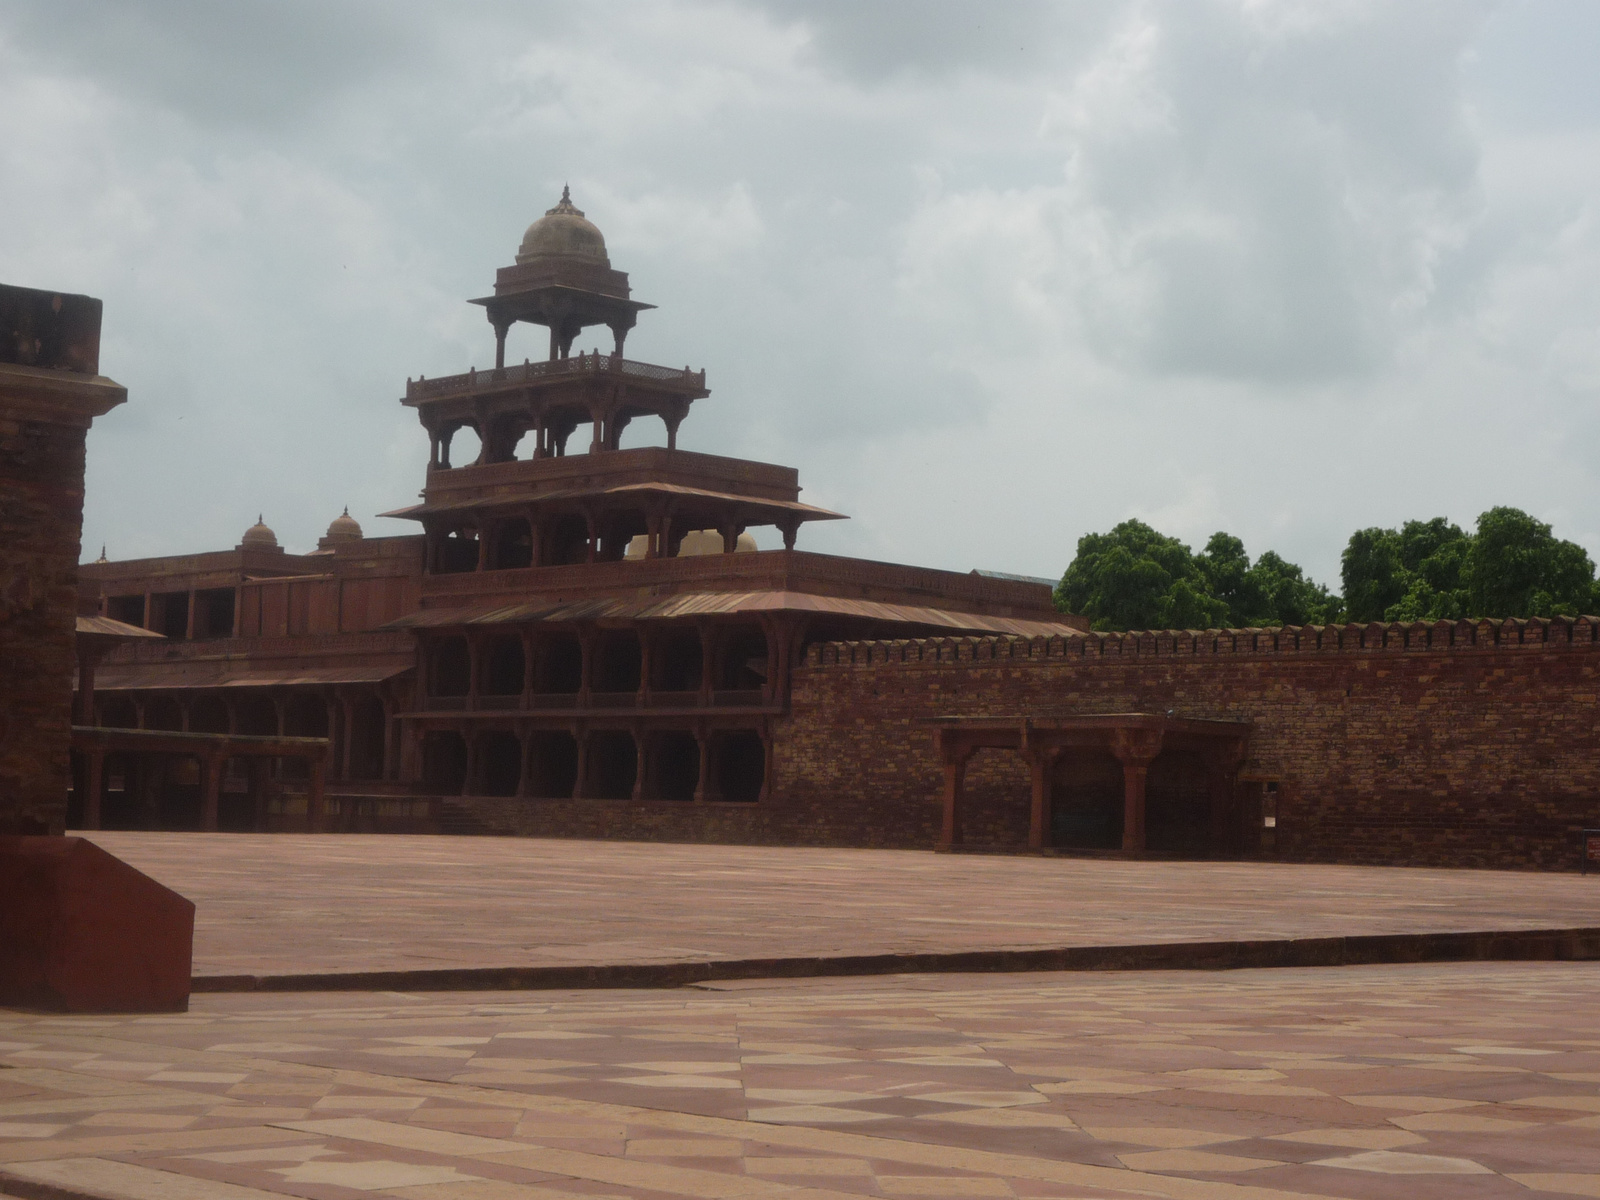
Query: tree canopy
xmin=1054 ymin=520 xmax=1340 ymax=632
xmin=1341 ymin=507 xmax=1600 ymax=622
xmin=1056 ymin=506 xmax=1600 ymax=632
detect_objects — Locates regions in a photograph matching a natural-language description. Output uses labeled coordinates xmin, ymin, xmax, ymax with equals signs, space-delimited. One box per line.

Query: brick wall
xmin=0 ymin=399 xmax=91 ymax=834
xmin=774 ymin=620 xmax=1600 ymax=870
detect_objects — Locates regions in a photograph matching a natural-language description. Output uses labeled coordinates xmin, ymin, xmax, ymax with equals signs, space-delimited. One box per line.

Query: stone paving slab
xmin=81 ymin=833 xmax=1600 ymax=982
xmin=3 ymin=963 xmax=1599 ymax=1199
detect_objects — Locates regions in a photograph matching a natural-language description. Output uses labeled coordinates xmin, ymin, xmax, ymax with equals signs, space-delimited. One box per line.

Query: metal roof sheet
xmin=384 ymin=591 xmax=1082 ymax=639
xmin=93 ymin=662 xmax=414 ymax=692
xmin=380 ymin=482 xmax=845 ymax=522
xmin=76 ymin=615 xmax=165 ymax=640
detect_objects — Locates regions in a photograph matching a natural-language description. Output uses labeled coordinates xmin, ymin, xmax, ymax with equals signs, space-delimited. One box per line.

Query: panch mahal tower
xmin=76 ymin=192 xmax=1082 ymax=838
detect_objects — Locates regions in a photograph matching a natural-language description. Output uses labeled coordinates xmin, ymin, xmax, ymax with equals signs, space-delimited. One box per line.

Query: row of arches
xmin=426 ymin=392 xmax=685 ymax=470
xmin=426 ymin=512 xmax=773 ymax=574
xmin=419 ymin=726 xmax=765 ymax=803
xmin=93 ymin=689 xmax=392 ymax=783
xmin=424 ymin=626 xmax=769 ymax=707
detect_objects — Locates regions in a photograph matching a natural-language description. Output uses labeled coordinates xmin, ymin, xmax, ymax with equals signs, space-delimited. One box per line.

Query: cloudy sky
xmin=3 ymin=1 xmax=1598 ymax=588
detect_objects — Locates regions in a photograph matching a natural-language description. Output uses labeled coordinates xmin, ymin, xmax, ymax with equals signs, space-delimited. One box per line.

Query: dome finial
xmin=561 ymin=182 xmax=570 ymax=204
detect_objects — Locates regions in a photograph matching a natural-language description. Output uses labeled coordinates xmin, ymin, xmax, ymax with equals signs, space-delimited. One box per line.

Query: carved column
xmin=200 ymin=752 xmax=222 ymax=833
xmin=936 ymin=730 xmax=975 ymax=852
xmin=83 ymin=748 xmax=104 ymax=831
xmin=693 ymin=723 xmax=711 ymax=803
xmin=1110 ymin=726 xmax=1163 ymax=854
xmin=1023 ymin=736 xmax=1062 ymax=852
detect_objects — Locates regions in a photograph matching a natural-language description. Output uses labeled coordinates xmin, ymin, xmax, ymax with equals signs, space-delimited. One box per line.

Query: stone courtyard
xmin=3 ymin=835 xmax=1600 ymax=1199
xmin=3 ymin=963 xmax=1600 ymax=1199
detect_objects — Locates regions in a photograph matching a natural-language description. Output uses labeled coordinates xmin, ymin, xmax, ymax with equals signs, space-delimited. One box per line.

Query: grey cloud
xmin=1 ymin=0 xmax=423 ymax=130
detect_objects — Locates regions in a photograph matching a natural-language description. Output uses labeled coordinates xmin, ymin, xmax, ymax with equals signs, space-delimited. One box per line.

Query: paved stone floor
xmin=4 ymin=963 xmax=1600 ymax=1199
xmin=80 ymin=834 xmax=1600 ymax=979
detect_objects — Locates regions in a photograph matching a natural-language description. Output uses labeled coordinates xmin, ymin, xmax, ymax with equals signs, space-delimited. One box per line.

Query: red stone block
xmin=0 ymin=835 xmax=194 ymax=1012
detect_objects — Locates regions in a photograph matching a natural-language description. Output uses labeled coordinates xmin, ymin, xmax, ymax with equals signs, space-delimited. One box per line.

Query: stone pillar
xmin=463 ymin=731 xmax=478 ymax=797
xmin=340 ymin=693 xmax=355 ymax=782
xmin=308 ymin=757 xmax=327 ymax=833
xmin=631 ymin=727 xmax=646 ymax=801
xmin=381 ymin=698 xmax=395 ymax=781
xmin=0 ymin=284 xmax=125 ymax=835
xmin=637 ymin=629 xmax=654 ymax=707
xmin=1110 ymin=727 xmax=1163 ymax=855
xmin=184 ymin=589 xmax=196 ymax=640
xmin=571 ymin=725 xmax=588 ymax=799
xmin=577 ymin=629 xmax=595 ymax=709
xmin=200 ymin=753 xmax=221 ymax=833
xmin=937 ymin=735 xmax=974 ymax=852
xmin=1025 ymin=745 xmax=1061 ymax=851
xmin=698 ymin=625 xmax=717 ymax=706
xmin=693 ymin=725 xmax=711 ymax=804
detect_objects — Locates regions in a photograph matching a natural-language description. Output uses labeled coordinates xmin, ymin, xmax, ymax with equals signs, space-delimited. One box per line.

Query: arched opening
xmin=100 ymin=752 xmax=143 ymax=829
xmin=526 ymin=730 xmax=579 ymax=797
xmin=652 ymin=731 xmax=700 ymax=802
xmin=584 ymin=730 xmax=636 ymax=800
xmin=429 ymin=637 xmax=472 ymax=697
xmin=544 ymin=515 xmax=589 ymax=566
xmin=100 ymin=696 xmax=138 ymax=729
xmin=477 ymin=730 xmax=522 ymax=797
xmin=594 ymin=632 xmax=641 ymax=695
xmin=1146 ymin=750 xmax=1210 ymax=856
xmin=483 ymin=635 xmax=525 ymax=698
xmin=145 ymin=695 xmax=183 ymax=732
xmin=652 ymin=629 xmax=702 ymax=695
xmin=714 ymin=730 xmax=764 ymax=803
xmin=189 ymin=695 xmax=229 ymax=734
xmin=158 ymin=755 xmax=203 ymax=830
xmin=437 ymin=529 xmax=480 ymax=574
xmin=347 ymin=694 xmax=386 ymax=780
xmin=533 ymin=634 xmax=582 ymax=696
xmin=282 ymin=693 xmax=328 ymax=782
xmin=596 ymin=510 xmax=647 ymax=562
xmin=218 ymin=757 xmax=256 ymax=831
xmin=440 ymin=422 xmax=481 ymax=469
xmin=492 ymin=519 xmax=533 ymax=570
xmin=422 ymin=731 xmax=468 ymax=794
xmin=1050 ymin=751 xmax=1123 ymax=849
xmin=718 ymin=627 xmax=769 ymax=691
xmin=234 ymin=695 xmax=277 ymax=736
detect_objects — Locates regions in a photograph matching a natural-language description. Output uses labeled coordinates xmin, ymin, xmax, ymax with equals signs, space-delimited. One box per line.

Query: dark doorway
xmin=1146 ymin=751 xmax=1210 ymax=855
xmin=714 ymin=730 xmax=765 ymax=803
xmin=189 ymin=695 xmax=229 ymax=734
xmin=652 ymin=731 xmax=700 ymax=801
xmin=422 ymin=731 xmax=468 ymax=794
xmin=653 ymin=630 xmax=702 ymax=695
xmin=477 ymin=731 xmax=522 ymax=797
xmin=527 ymin=730 xmax=579 ymax=797
xmin=438 ymin=530 xmax=479 ymax=574
xmin=144 ymin=695 xmax=182 ymax=732
xmin=194 ymin=588 xmax=235 ymax=638
xmin=483 ymin=635 xmax=525 ymax=698
xmin=1050 ymin=751 xmax=1123 ymax=849
xmin=545 ymin=515 xmax=589 ymax=566
xmin=106 ymin=594 xmax=145 ymax=626
xmin=595 ymin=632 xmax=641 ymax=694
xmin=534 ymin=635 xmax=582 ymax=695
xmin=430 ymin=637 xmax=472 ymax=697
xmin=585 ymin=730 xmax=636 ymax=799
xmin=493 ymin=519 xmax=533 ymax=570
xmin=347 ymin=694 xmax=386 ymax=780
xmin=718 ymin=627 xmax=768 ymax=690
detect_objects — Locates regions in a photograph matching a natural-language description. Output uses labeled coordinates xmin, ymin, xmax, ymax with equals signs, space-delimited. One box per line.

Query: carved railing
xmin=407 ymin=354 xmax=706 ymax=402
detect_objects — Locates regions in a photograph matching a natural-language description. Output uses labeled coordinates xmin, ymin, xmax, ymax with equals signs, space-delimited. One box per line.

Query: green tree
xmin=1057 ymin=522 xmax=1340 ymax=631
xmin=1464 ymin=507 xmax=1600 ymax=617
xmin=1340 ymin=527 xmax=1407 ymax=622
xmin=1055 ymin=520 xmax=1228 ymax=632
xmin=1340 ymin=508 xmax=1600 ymax=621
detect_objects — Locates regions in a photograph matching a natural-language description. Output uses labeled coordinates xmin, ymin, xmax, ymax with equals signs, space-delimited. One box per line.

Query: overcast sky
xmin=3 ymin=1 xmax=1598 ymax=588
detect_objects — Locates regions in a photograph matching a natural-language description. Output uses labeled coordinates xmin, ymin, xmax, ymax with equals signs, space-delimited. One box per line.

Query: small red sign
xmin=1588 ymin=834 xmax=1600 ymax=864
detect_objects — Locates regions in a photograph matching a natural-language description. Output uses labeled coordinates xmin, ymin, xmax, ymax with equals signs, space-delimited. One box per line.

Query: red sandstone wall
xmin=0 ymin=412 xmax=89 ymax=834
xmin=775 ymin=620 xmax=1600 ymax=870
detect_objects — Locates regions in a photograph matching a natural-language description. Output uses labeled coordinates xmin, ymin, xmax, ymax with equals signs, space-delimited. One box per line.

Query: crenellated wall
xmin=774 ymin=617 xmax=1600 ymax=869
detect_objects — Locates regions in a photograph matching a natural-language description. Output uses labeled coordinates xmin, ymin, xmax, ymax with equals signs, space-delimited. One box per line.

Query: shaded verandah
xmin=70 ymin=726 xmax=331 ymax=832
xmin=930 ymin=714 xmax=1252 ymax=856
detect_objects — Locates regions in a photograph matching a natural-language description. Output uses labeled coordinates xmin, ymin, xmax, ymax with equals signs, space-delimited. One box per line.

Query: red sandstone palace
xmin=72 ymin=194 xmax=1600 ymax=870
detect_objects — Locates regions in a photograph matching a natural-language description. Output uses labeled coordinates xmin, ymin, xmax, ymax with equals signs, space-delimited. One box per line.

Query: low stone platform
xmin=79 ymin=833 xmax=1600 ymax=989
xmin=3 ymin=963 xmax=1598 ymax=1200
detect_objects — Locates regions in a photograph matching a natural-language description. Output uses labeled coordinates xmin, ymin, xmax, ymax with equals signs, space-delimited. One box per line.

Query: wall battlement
xmin=807 ymin=615 xmax=1600 ymax=667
